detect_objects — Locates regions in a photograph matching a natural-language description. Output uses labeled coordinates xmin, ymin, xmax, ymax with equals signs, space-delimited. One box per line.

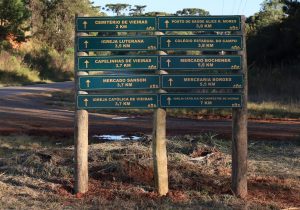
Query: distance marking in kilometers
xmin=160 ymin=94 xmax=242 ymax=108
xmin=79 ymin=75 xmax=160 ymax=90
xmin=77 ymin=36 xmax=158 ymax=51
xmin=77 ymin=94 xmax=158 ymax=109
xmin=77 ymin=17 xmax=156 ymax=32
xmin=161 ymin=75 xmax=243 ymax=89
xmin=160 ymin=35 xmax=243 ymax=51
xmin=160 ymin=55 xmax=241 ymax=70
xmin=77 ymin=56 xmax=158 ymax=71
xmin=158 ymin=16 xmax=241 ymax=31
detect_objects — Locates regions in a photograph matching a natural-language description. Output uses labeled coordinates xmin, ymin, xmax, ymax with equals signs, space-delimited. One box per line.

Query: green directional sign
xmin=158 ymin=16 xmax=241 ymax=31
xmin=77 ymin=56 xmax=158 ymax=71
xmin=76 ymin=17 xmax=156 ymax=32
xmin=77 ymin=36 xmax=158 ymax=51
xmin=160 ymin=94 xmax=242 ymax=108
xmin=160 ymin=55 xmax=241 ymax=70
xmin=79 ymin=75 xmax=160 ymax=90
xmin=77 ymin=94 xmax=158 ymax=109
xmin=160 ymin=35 xmax=243 ymax=51
xmin=161 ymin=75 xmax=243 ymax=89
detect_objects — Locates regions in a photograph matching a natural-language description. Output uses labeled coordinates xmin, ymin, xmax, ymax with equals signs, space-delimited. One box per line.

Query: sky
xmin=93 ymin=0 xmax=264 ymax=17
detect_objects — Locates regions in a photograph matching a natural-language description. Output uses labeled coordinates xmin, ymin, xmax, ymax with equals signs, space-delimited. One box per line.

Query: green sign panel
xmin=161 ymin=75 xmax=243 ymax=89
xmin=160 ymin=35 xmax=243 ymax=51
xmin=160 ymin=55 xmax=241 ymax=70
xmin=77 ymin=94 xmax=158 ymax=109
xmin=77 ymin=56 xmax=158 ymax=71
xmin=79 ymin=75 xmax=160 ymax=90
xmin=160 ymin=94 xmax=242 ymax=108
xmin=158 ymin=16 xmax=241 ymax=31
xmin=77 ymin=36 xmax=158 ymax=51
xmin=76 ymin=17 xmax=156 ymax=32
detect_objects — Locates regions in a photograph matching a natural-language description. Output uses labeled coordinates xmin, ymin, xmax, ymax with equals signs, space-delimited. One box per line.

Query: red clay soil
xmin=248 ymin=176 xmax=300 ymax=208
xmin=55 ymin=175 xmax=300 ymax=208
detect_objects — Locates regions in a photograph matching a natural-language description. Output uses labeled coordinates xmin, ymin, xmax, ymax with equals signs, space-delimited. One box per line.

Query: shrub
xmin=24 ymin=45 xmax=74 ymax=81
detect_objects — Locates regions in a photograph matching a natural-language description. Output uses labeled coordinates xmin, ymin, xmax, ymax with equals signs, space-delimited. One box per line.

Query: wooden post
xmin=152 ymin=31 xmax=168 ymax=196
xmin=74 ymin=14 xmax=89 ymax=194
xmin=231 ymin=16 xmax=248 ymax=199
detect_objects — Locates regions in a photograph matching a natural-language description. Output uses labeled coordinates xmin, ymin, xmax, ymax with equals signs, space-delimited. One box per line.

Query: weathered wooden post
xmin=152 ymin=31 xmax=169 ymax=196
xmin=74 ymin=14 xmax=89 ymax=194
xmin=231 ymin=15 xmax=248 ymax=198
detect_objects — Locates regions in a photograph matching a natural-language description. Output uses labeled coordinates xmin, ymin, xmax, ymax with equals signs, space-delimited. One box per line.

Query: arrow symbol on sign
xmin=168 ymin=78 xmax=173 ymax=86
xmin=166 ymin=59 xmax=171 ymax=67
xmin=167 ymin=97 xmax=171 ymax=106
xmin=83 ymin=21 xmax=88 ymax=29
xmin=86 ymin=80 xmax=91 ymax=88
xmin=84 ymin=40 xmax=88 ymax=48
xmin=166 ymin=39 xmax=172 ymax=47
xmin=84 ymin=60 xmax=89 ymax=68
xmin=84 ymin=98 xmax=88 ymax=107
xmin=164 ymin=20 xmax=169 ymax=29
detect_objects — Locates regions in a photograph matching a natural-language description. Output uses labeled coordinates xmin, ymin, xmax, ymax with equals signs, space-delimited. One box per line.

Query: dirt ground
xmin=0 ymin=92 xmax=299 ymax=141
xmin=0 ymin=135 xmax=299 ymax=209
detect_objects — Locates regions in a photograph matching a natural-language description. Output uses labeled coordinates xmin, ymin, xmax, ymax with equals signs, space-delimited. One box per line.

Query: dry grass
xmin=0 ymin=134 xmax=299 ymax=209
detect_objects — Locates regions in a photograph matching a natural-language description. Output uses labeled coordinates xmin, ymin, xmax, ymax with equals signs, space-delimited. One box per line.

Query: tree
xmin=176 ymin=8 xmax=210 ymax=16
xmin=0 ymin=0 xmax=30 ymax=41
xmin=247 ymin=0 xmax=285 ymax=32
xmin=246 ymin=0 xmax=287 ymax=65
xmin=105 ymin=4 xmax=130 ymax=16
xmin=129 ymin=5 xmax=147 ymax=16
xmin=28 ymin=0 xmax=100 ymax=51
xmin=145 ymin=12 xmax=171 ymax=16
xmin=281 ymin=0 xmax=300 ymax=59
xmin=283 ymin=0 xmax=300 ymax=16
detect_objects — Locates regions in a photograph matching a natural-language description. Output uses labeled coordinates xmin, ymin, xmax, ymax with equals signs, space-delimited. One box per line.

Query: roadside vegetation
xmin=0 ymin=0 xmax=299 ymax=101
xmin=0 ymin=39 xmax=74 ymax=86
xmin=0 ymin=134 xmax=299 ymax=209
xmin=0 ymin=0 xmax=99 ymax=86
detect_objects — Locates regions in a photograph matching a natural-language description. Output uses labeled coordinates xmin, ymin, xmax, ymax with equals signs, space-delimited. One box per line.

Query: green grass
xmin=0 ymin=51 xmax=41 ymax=86
xmin=0 ymin=40 xmax=74 ymax=86
xmin=248 ymin=101 xmax=300 ymax=119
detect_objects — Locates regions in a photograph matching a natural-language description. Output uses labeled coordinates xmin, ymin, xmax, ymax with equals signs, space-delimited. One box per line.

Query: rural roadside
xmin=0 ymin=82 xmax=299 ymax=140
xmin=0 ymin=82 xmax=299 ymax=209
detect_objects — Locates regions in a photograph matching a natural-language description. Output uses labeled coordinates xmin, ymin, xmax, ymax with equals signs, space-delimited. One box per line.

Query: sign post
xmin=74 ymin=14 xmax=89 ymax=194
xmin=231 ymin=16 xmax=248 ymax=199
xmin=152 ymin=31 xmax=169 ymax=196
